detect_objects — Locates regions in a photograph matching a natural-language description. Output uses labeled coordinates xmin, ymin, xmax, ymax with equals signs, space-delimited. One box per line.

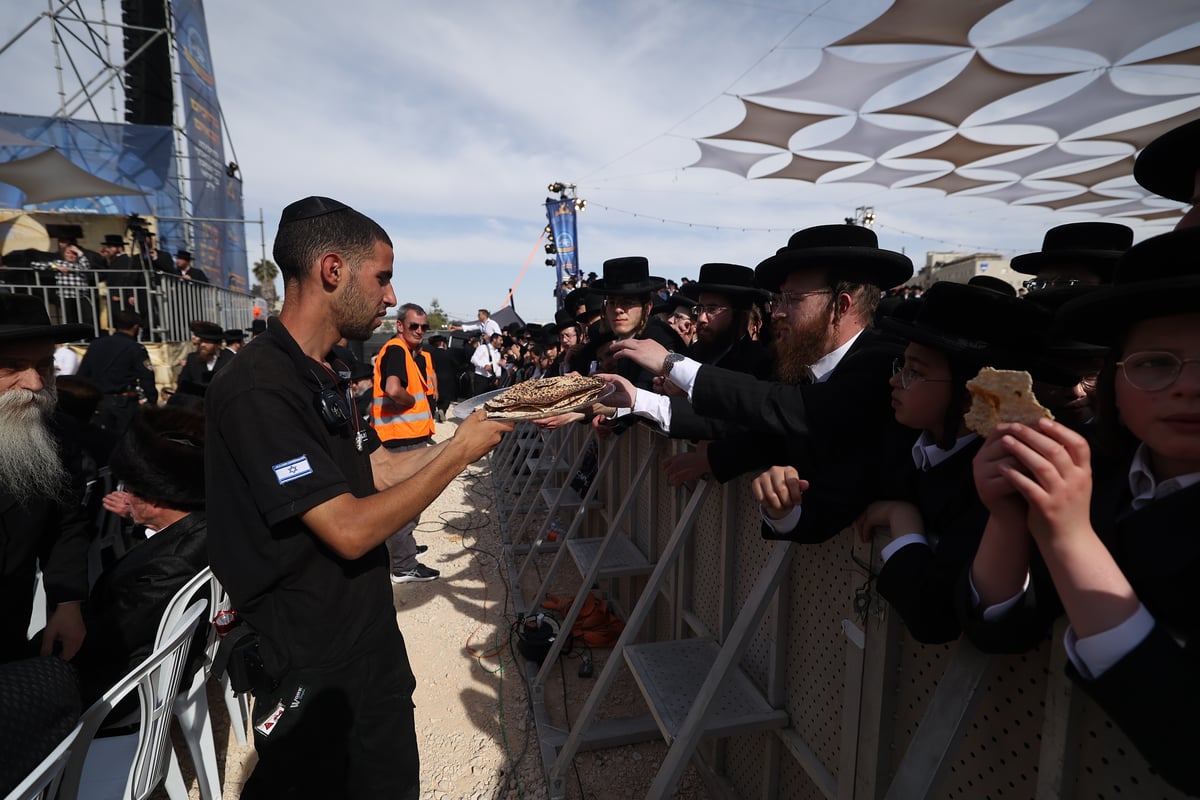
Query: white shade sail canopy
xmin=0 ymin=148 xmax=144 ymax=204
xmin=689 ymin=0 xmax=1200 ymax=222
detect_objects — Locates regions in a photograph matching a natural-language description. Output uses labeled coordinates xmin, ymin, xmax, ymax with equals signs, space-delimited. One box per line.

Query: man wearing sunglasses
xmin=372 ymin=303 xmax=440 ymax=584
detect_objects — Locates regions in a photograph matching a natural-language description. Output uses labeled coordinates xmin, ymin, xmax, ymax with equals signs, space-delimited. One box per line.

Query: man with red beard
xmin=602 ymin=225 xmax=912 ymax=542
xmin=0 ymin=294 xmax=92 ymax=664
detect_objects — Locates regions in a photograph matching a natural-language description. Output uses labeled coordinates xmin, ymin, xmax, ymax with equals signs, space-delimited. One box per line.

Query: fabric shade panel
xmin=758 ymin=153 xmax=861 ymax=182
xmin=986 ymin=72 xmax=1197 ymax=137
xmin=909 ymin=171 xmax=1008 ymax=194
xmin=877 ymin=53 xmax=1070 ymax=127
xmin=688 ymin=140 xmax=777 ymax=178
xmin=832 ymin=0 xmax=1009 ymax=48
xmin=0 ymin=148 xmax=145 ymax=204
xmin=751 ymin=50 xmax=953 ymax=111
xmin=709 ymin=99 xmax=837 ymax=150
xmin=998 ymin=0 xmax=1200 ymax=65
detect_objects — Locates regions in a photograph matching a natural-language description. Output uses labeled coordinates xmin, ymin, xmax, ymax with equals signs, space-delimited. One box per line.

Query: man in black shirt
xmin=206 ymin=196 xmax=510 ymax=799
xmin=76 ymin=309 xmax=157 ymax=436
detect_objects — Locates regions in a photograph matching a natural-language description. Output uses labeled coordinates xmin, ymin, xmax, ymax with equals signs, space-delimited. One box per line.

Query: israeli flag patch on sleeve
xmin=273 ymin=455 xmax=313 ymax=485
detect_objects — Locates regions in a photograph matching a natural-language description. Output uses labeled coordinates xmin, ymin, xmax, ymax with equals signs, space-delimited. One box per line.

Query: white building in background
xmin=918 ymin=252 xmax=1023 ymax=292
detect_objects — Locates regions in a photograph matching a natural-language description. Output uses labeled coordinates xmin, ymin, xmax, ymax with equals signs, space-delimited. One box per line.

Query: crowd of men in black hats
xmin=1 ymin=116 xmax=1199 ymax=796
xmin=468 ymin=119 xmax=1199 ymax=795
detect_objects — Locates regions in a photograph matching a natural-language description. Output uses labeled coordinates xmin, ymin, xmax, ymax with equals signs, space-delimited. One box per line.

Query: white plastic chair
xmin=57 ymin=599 xmax=208 ymax=800
xmin=152 ymin=568 xmax=223 ymax=800
xmin=156 ymin=568 xmax=250 ymax=800
xmin=2 ymin=721 xmax=85 ymax=800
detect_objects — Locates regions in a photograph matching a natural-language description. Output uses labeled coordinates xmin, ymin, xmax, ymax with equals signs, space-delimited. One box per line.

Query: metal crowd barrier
xmin=1 ymin=269 xmax=256 ymax=341
xmin=498 ymin=421 xmax=1187 ymax=800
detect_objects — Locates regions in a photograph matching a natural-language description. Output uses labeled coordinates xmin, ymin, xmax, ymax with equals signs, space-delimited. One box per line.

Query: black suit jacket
xmin=0 ymin=487 xmax=91 ymax=663
xmin=178 ymin=348 xmax=235 ymax=388
xmin=874 ymin=434 xmax=987 ymax=644
xmin=73 ymin=513 xmax=208 ymax=704
xmin=960 ymin=460 xmax=1200 ymax=794
xmin=666 ymin=329 xmax=901 ymax=542
xmin=1072 ymin=479 xmax=1200 ymax=794
xmin=77 ymin=331 xmax=158 ymax=404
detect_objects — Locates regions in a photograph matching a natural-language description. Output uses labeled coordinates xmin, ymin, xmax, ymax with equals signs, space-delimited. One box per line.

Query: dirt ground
xmin=170 ymin=415 xmax=706 ymax=800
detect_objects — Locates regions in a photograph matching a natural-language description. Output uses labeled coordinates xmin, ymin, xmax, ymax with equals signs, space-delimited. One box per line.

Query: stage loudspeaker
xmin=121 ymin=0 xmax=173 ymax=126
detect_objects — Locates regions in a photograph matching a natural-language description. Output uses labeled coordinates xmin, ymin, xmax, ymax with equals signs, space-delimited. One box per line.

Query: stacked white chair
xmin=54 ymin=599 xmax=208 ymax=800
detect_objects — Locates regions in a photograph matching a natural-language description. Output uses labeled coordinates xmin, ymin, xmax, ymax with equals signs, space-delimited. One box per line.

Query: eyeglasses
xmin=408 ymin=323 xmax=431 ymax=332
xmin=669 ymin=312 xmax=694 ymax=323
xmin=691 ymin=304 xmax=729 ymax=318
xmin=1022 ymin=277 xmax=1081 ymax=292
xmin=603 ymin=295 xmax=647 ymax=309
xmin=765 ymin=289 xmax=831 ymax=314
xmin=1116 ymin=351 xmax=1200 ymax=391
xmin=892 ymin=358 xmax=954 ymax=390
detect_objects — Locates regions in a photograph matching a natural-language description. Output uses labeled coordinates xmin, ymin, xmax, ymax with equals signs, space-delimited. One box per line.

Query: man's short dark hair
xmin=399 ymin=303 xmax=426 ymax=320
xmin=114 ymin=309 xmax=143 ymax=330
xmin=478 ymin=309 xmax=490 ymax=317
xmin=273 ymin=207 xmax=392 ymax=283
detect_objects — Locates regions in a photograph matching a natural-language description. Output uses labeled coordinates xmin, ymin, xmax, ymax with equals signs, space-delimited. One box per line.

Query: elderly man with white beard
xmin=0 ymin=294 xmax=93 ymax=664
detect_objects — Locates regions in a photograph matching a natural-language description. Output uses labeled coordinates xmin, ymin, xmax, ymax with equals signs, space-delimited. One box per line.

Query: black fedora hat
xmin=176 ymin=250 xmax=192 ymax=261
xmin=553 ymin=307 xmax=577 ymax=327
xmin=651 ymin=293 xmax=697 ymax=317
xmin=564 ymin=287 xmax=604 ymax=322
xmin=690 ymin=263 xmax=769 ymax=308
xmin=967 ymin=274 xmax=1016 ymax=296
xmin=109 ymin=407 xmax=205 ymax=511
xmin=1024 ymin=285 xmax=1110 ymax=358
xmin=102 ymin=234 xmax=125 ymax=247
xmin=0 ymin=293 xmax=91 ymax=343
xmin=1058 ymin=226 xmax=1200 ymax=346
xmin=881 ymin=281 xmax=1052 ymax=366
xmin=223 ymin=328 xmax=245 ymax=344
xmin=1133 ymin=116 xmax=1200 ymax=203
xmin=755 ymin=224 xmax=913 ymax=292
xmin=1010 ymin=222 xmax=1132 ymax=280
xmin=589 ymin=257 xmax=666 ymax=296
xmin=193 ymin=321 xmax=224 ymax=343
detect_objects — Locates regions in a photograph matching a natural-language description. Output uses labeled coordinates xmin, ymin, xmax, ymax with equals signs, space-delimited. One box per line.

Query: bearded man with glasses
xmin=602 ymin=225 xmax=913 ymax=543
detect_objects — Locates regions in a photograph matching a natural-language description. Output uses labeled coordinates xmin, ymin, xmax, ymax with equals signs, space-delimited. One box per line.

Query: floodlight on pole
xmin=848 ymin=206 xmax=876 ymax=227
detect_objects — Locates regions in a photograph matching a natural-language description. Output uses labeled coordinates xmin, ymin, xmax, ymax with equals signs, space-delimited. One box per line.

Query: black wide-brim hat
xmin=564 ymin=287 xmax=604 ymax=322
xmin=1058 ymin=227 xmax=1200 ymax=347
xmin=589 ymin=256 xmax=666 ymax=296
xmin=1010 ymin=222 xmax=1132 ymax=279
xmin=0 ymin=293 xmax=91 ymax=343
xmin=109 ymin=407 xmax=206 ymax=511
xmin=193 ymin=321 xmax=224 ymax=342
xmin=1133 ymin=116 xmax=1200 ymax=203
xmin=881 ymin=281 xmax=1052 ymax=365
xmin=1024 ymin=285 xmax=1109 ymax=357
xmin=690 ymin=263 xmax=769 ymax=308
xmin=651 ymin=293 xmax=697 ymax=317
xmin=755 ymin=224 xmax=913 ymax=293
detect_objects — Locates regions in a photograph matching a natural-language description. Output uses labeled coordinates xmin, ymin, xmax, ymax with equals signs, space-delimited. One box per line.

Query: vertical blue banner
xmin=173 ymin=0 xmax=246 ymax=288
xmin=545 ymin=197 xmax=579 ymax=282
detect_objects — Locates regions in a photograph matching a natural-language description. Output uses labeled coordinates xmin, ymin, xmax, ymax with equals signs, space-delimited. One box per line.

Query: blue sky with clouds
xmin=5 ymin=0 xmax=1199 ymax=324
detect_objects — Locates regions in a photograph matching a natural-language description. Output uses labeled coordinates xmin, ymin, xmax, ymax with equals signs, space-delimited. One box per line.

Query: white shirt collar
xmin=1128 ymin=443 xmax=1200 ymax=511
xmin=810 ymin=329 xmax=863 ymax=383
xmin=911 ymin=430 xmax=979 ymax=472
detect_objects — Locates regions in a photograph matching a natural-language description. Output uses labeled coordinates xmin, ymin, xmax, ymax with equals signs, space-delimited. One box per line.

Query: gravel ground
xmin=167 ymin=414 xmax=705 ymax=799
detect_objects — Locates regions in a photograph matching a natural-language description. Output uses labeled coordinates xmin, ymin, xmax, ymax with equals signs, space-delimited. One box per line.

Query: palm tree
xmin=252 ymin=259 xmax=280 ymax=311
